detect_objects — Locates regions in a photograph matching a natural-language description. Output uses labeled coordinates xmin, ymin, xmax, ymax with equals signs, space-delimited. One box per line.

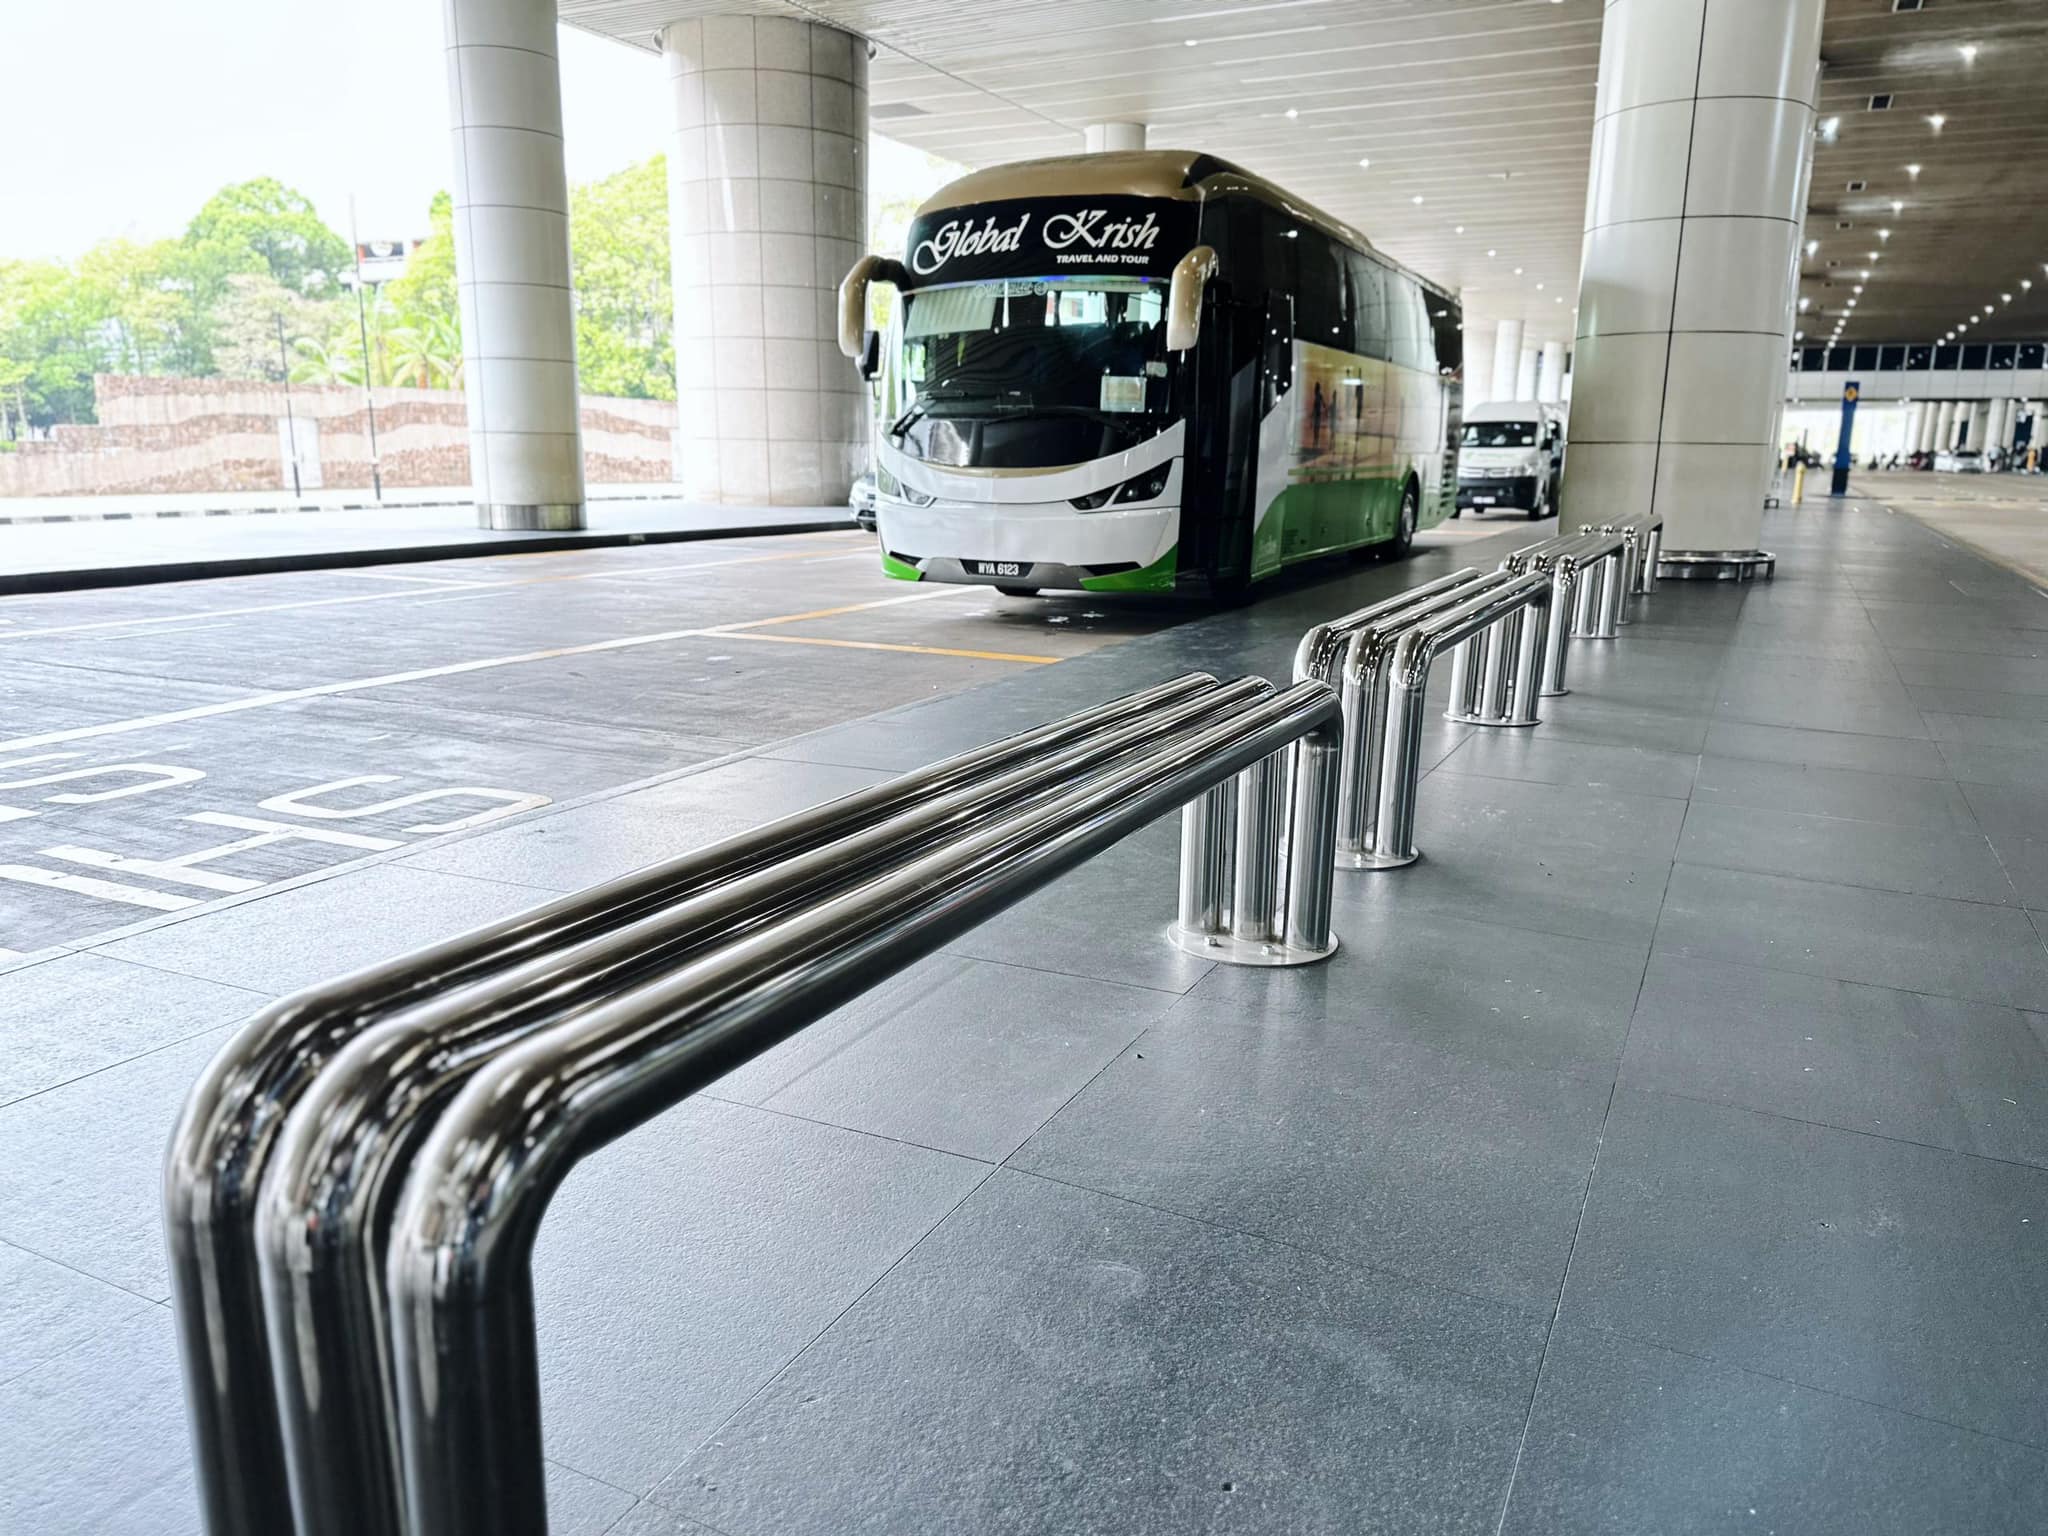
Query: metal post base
xmin=1335 ymin=847 xmax=1418 ymax=871
xmin=1655 ymin=550 xmax=1776 ymax=582
xmin=1539 ymin=686 xmax=1571 ymax=699
xmin=1165 ymin=925 xmax=1338 ymax=967
xmin=478 ymin=502 xmax=585 ymax=531
xmin=1442 ymin=710 xmax=1540 ymax=728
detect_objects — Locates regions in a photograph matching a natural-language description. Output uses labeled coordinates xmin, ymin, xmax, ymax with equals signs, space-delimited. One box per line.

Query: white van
xmin=1455 ymin=401 xmax=1564 ymax=519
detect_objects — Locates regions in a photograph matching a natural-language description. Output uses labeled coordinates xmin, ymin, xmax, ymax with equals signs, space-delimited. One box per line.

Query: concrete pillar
xmin=1084 ymin=122 xmax=1147 ymax=152
xmin=1516 ymin=346 xmax=1540 ymax=401
xmin=1918 ymin=404 xmax=1939 ymax=454
xmin=1490 ymin=319 xmax=1524 ymax=403
xmin=1903 ymin=402 xmax=1926 ymax=457
xmin=1561 ymin=0 xmax=1825 ymax=552
xmin=444 ymin=0 xmax=585 ymax=530
xmin=1536 ymin=341 xmax=1567 ymax=404
xmin=1934 ymin=401 xmax=1956 ymax=452
xmin=1992 ymin=398 xmax=2016 ymax=452
xmin=664 ymin=15 xmax=869 ymax=505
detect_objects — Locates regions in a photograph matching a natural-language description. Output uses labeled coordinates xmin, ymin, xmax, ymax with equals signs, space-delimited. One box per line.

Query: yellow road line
xmin=718 ymin=632 xmax=1057 ymax=665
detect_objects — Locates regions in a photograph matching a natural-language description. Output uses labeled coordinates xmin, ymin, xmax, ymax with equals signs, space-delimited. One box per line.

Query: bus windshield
xmin=1462 ymin=420 xmax=1538 ymax=448
xmin=889 ymin=277 xmax=1171 ymax=468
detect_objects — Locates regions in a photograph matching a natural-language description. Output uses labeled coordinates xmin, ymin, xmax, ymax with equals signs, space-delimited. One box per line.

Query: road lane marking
xmin=717 ymin=632 xmax=1058 ymax=665
xmin=0 ymin=863 xmax=201 ymax=912
xmin=0 ymin=585 xmax=981 ymax=753
xmin=0 ymin=546 xmax=866 ymax=641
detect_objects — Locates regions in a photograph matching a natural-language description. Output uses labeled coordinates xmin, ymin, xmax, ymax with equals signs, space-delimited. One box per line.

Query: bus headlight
xmin=1069 ymin=463 xmax=1172 ymax=511
xmin=876 ymin=465 xmax=934 ymax=507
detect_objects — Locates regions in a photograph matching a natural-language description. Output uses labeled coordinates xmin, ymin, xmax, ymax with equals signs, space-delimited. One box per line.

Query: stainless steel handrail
xmin=252 ymin=677 xmax=1274 ymax=1536
xmin=163 ymin=671 xmax=1227 ymax=1536
xmin=1504 ymin=531 xmax=1616 ymax=698
xmin=1362 ymin=571 xmax=1553 ymax=868
xmin=1291 ymin=568 xmax=1487 ymax=687
xmin=382 ymin=683 xmax=1342 ymax=1536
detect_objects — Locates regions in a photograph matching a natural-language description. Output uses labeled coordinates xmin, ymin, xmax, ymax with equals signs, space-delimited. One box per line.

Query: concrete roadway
xmin=0 ymin=529 xmax=1183 ymax=956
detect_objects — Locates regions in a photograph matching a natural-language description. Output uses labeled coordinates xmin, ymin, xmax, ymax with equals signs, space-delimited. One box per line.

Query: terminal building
xmin=6 ymin=3 xmax=2048 ymax=1535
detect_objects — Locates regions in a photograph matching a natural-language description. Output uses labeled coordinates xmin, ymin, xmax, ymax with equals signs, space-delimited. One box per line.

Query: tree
xmin=206 ymin=272 xmax=340 ymax=383
xmin=569 ymin=156 xmax=673 ymax=400
xmin=185 ymin=178 xmax=351 ymax=297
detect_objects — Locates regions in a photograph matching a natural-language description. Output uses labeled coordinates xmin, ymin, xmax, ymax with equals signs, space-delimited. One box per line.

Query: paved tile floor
xmin=3 ymin=499 xmax=2047 ymax=1532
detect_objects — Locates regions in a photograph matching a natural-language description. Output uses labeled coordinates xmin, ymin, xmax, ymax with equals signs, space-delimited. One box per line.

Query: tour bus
xmin=838 ymin=150 xmax=1462 ymax=599
xmin=1454 ymin=400 xmax=1564 ymax=519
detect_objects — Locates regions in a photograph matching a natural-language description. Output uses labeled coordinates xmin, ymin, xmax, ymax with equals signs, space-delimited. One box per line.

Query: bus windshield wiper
xmin=888 ymin=392 xmax=1004 ymax=438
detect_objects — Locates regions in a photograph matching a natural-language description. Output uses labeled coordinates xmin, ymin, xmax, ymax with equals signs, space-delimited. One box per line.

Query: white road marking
xmin=0 ymin=546 xmax=864 ymax=642
xmin=0 ymin=585 xmax=976 ymax=755
xmin=40 ymin=845 xmax=263 ymax=894
xmin=0 ymin=863 xmax=200 ymax=911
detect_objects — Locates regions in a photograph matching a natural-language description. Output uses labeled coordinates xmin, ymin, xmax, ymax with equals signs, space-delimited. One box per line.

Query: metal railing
xmin=166 ymin=672 xmax=1345 ymax=1536
xmin=1296 ymin=512 xmax=1666 ymax=870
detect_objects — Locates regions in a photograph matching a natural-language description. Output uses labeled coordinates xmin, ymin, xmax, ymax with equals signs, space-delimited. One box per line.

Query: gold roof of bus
xmin=915 ymin=149 xmax=1381 ymax=262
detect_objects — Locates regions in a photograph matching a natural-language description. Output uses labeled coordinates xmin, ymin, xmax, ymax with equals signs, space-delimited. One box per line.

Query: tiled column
xmin=1084 ymin=122 xmax=1147 ymax=152
xmin=663 ymin=15 xmax=869 ymax=506
xmin=1934 ymin=400 xmax=1957 ymax=451
xmin=1563 ymin=0 xmax=1825 ymax=554
xmin=1516 ymin=346 xmax=1540 ymax=401
xmin=444 ymin=0 xmax=585 ymax=530
xmin=1537 ymin=341 xmax=1567 ymax=404
xmin=1903 ymin=401 xmax=1926 ymax=456
xmin=1490 ymin=319 xmax=1524 ymax=403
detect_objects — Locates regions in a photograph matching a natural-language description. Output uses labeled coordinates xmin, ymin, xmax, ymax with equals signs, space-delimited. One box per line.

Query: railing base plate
xmin=1335 ymin=847 xmax=1419 ymax=871
xmin=1442 ymin=711 xmax=1540 ymax=728
xmin=1538 ymin=686 xmax=1571 ymax=699
xmin=1165 ymin=926 xmax=1339 ymax=968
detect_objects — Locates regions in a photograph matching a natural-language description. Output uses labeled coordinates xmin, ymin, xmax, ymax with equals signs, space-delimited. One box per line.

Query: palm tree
xmin=288 ymin=332 xmax=362 ymax=386
xmin=388 ymin=312 xmax=462 ymax=390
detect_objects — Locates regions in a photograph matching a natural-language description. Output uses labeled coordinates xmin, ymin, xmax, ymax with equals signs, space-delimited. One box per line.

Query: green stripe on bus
xmin=879 ymin=552 xmax=924 ymax=581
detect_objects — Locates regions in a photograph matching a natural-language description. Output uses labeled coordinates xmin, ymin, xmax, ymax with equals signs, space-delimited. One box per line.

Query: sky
xmin=3 ymin=2 xmax=685 ymax=259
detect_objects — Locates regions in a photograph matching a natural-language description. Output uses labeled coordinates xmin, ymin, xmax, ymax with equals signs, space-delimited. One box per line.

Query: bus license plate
xmin=974 ymin=561 xmax=1024 ymax=578
xmin=1472 ymin=494 xmax=1496 ymax=506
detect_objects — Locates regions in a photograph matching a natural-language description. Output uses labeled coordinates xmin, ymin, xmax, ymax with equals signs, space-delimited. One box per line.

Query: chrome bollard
xmin=1176 ymin=781 xmax=1235 ymax=938
xmin=1231 ymin=750 xmax=1289 ymax=946
xmin=1540 ymin=558 xmax=1579 ymax=696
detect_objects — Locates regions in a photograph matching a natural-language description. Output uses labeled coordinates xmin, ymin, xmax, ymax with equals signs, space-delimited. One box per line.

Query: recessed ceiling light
xmin=1878 ymin=229 xmax=1891 ymax=241
xmin=1819 ymin=116 xmax=1841 ymax=140
xmin=1799 ymin=297 xmax=1811 ymax=311
xmin=1410 ymin=194 xmax=1425 ymax=204
xmin=1284 ymin=108 xmax=1298 ymax=119
xmin=1357 ymin=157 xmax=1371 ymax=169
xmin=1847 ymin=299 xmax=1857 ymax=307
xmin=2025 ymin=280 xmax=2035 ymax=291
xmin=2003 ymin=292 xmax=2013 ymax=303
xmin=1854 ymin=285 xmax=1864 ymax=294
xmin=1869 ymin=252 xmax=1882 ymax=263
xmin=1806 ymin=240 xmax=1820 ymax=257
xmin=1906 ymin=163 xmax=1922 ymax=177
xmin=1927 ymin=114 xmax=1946 ymax=131
xmin=1986 ymin=304 xmax=1996 ymax=314
xmin=1795 ymin=330 xmax=1804 ymax=341
xmin=1487 ymin=248 xmax=1497 ymax=258
xmin=1184 ymin=38 xmax=1199 ymax=47
xmin=1959 ymin=44 xmax=1979 ymax=64
xmin=1454 ymin=224 xmax=1465 ymax=234
xmin=1554 ymin=296 xmax=1563 ymax=303
xmin=1860 ymin=270 xmax=1871 ymax=280
xmin=1535 ymin=282 xmax=1545 ymax=290
xmin=1513 ymin=266 xmax=1523 ymax=275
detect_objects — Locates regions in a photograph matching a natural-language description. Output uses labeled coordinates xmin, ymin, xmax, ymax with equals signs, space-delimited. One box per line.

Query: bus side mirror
xmin=1166 ymin=245 xmax=1219 ymax=352
xmin=859 ymin=328 xmax=882 ymax=381
xmin=838 ymin=254 xmax=907 ymax=363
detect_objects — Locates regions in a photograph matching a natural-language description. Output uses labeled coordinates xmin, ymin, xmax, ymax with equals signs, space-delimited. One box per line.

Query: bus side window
xmin=1348 ymin=255 xmax=1388 ymax=361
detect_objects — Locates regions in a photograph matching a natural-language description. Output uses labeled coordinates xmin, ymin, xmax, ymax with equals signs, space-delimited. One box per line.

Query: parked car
xmin=849 ymin=467 xmax=878 ymax=531
xmin=1933 ymin=449 xmax=1986 ymax=474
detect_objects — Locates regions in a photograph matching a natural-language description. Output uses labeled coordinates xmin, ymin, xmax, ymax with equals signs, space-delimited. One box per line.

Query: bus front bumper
xmin=877 ymin=498 xmax=1180 ymax=592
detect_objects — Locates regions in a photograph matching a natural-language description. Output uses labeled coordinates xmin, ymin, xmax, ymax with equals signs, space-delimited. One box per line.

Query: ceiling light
xmin=1891 ymin=200 xmax=1905 ymax=215
xmin=1927 ymin=114 xmax=1945 ymax=131
xmin=1959 ymin=44 xmax=1978 ymax=64
xmin=1410 ymin=194 xmax=1425 ymax=204
xmin=1454 ymin=224 xmax=1465 ymax=234
xmin=1869 ymin=252 xmax=1882 ymax=263
xmin=1806 ymin=239 xmax=1820 ymax=257
xmin=1513 ymin=266 xmax=1523 ymax=275
xmin=1535 ymin=282 xmax=1545 ymax=290
xmin=1554 ymin=296 xmax=1563 ymax=303
xmin=1184 ymin=38 xmax=1199 ymax=47
xmin=1284 ymin=108 xmax=1298 ymax=119
xmin=1795 ymin=330 xmax=1804 ymax=341
xmin=1799 ymin=297 xmax=1811 ymax=311
xmin=1986 ymin=305 xmax=1996 ymax=314
xmin=1819 ymin=116 xmax=1841 ymax=140
xmin=1357 ymin=157 xmax=1370 ymax=169
xmin=1906 ymin=163 xmax=1922 ymax=178
xmin=1854 ymin=285 xmax=1864 ymax=294
xmin=2003 ymin=292 xmax=2014 ymax=303
xmin=2025 ymin=280 xmax=2035 ymax=291
xmin=1860 ymin=270 xmax=1871 ymax=280
xmin=1487 ymin=248 xmax=1497 ymax=258
xmin=1847 ymin=299 xmax=1856 ymax=307
xmin=1878 ymin=229 xmax=1891 ymax=241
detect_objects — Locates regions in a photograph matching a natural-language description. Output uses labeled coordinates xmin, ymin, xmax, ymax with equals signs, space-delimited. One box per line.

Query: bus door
xmin=1256 ymin=290 xmax=1296 ymax=572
